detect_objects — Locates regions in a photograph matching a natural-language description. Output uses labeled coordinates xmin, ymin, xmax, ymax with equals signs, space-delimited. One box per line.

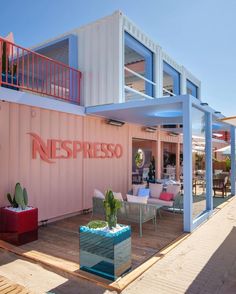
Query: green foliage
xmin=103 ymin=190 xmax=122 ymax=229
xmin=7 ymin=183 xmax=29 ymax=210
xmin=225 ymin=157 xmax=231 ymax=172
xmin=87 ymin=220 xmax=107 ymax=229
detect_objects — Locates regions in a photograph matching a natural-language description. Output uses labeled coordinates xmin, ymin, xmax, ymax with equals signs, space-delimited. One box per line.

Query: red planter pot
xmin=0 ymin=207 xmax=38 ymax=245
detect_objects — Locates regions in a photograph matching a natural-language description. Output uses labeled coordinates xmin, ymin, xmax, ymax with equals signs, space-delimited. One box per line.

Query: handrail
xmin=124 ymin=66 xmax=156 ymax=85
xmin=0 ymin=37 xmax=82 ymax=104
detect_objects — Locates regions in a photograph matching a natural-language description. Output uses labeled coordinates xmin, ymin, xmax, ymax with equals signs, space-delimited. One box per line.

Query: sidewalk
xmin=123 ymin=197 xmax=236 ymax=294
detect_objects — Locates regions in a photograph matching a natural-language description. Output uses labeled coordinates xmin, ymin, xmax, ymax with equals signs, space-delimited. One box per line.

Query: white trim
xmin=0 ymin=87 xmax=85 ymax=116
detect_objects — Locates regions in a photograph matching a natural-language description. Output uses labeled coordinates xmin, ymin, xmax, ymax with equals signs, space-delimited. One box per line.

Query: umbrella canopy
xmin=215 ymin=145 xmax=235 ymax=155
xmin=220 ymin=116 xmax=236 ymax=127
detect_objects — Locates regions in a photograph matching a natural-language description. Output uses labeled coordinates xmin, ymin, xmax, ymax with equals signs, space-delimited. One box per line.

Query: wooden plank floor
xmin=0 ymin=275 xmax=33 ymax=294
xmin=20 ymin=210 xmax=183 ymax=271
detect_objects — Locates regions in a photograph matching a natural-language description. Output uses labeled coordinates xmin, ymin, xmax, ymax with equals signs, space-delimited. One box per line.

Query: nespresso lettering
xmin=28 ymin=133 xmax=123 ymax=163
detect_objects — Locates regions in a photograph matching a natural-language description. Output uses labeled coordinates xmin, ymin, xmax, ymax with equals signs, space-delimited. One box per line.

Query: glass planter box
xmin=79 ymin=225 xmax=131 ymax=281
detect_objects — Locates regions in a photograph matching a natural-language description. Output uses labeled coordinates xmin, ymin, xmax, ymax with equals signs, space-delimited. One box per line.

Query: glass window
xmin=124 ymin=33 xmax=153 ymax=100
xmin=187 ymin=80 xmax=198 ymax=98
xmin=192 ymin=107 xmax=206 ymax=219
xmin=163 ymin=61 xmax=180 ymax=96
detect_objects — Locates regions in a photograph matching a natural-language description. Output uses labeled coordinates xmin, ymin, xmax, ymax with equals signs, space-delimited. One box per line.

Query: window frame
xmin=163 ymin=61 xmax=180 ymax=96
xmin=187 ymin=79 xmax=198 ymax=98
xmin=124 ymin=32 xmax=154 ymax=97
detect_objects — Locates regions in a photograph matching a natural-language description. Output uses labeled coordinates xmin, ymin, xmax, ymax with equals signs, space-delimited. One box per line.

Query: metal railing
xmin=0 ymin=37 xmax=82 ymax=104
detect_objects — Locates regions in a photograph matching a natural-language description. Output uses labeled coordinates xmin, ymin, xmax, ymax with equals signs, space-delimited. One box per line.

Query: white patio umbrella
xmin=219 ymin=116 xmax=236 ymax=127
xmin=215 ymin=145 xmax=234 ymax=155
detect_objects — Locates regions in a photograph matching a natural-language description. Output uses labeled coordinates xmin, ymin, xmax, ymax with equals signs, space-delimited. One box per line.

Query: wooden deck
xmin=0 ymin=210 xmax=183 ymax=292
xmin=21 ymin=210 xmax=183 ymax=270
xmin=0 ymin=275 xmax=33 ymax=294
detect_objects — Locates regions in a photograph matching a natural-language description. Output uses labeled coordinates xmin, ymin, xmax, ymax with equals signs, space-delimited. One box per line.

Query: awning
xmin=219 ymin=116 xmax=236 ymax=127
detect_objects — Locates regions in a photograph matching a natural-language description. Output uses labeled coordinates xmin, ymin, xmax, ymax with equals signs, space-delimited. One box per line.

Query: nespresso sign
xmin=28 ymin=133 xmax=123 ymax=164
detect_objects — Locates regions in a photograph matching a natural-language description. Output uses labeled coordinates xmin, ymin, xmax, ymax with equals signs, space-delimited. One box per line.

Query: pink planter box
xmin=0 ymin=207 xmax=38 ymax=245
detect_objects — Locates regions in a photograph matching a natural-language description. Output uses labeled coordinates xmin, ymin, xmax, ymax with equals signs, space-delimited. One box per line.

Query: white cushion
xmin=149 ymin=183 xmax=163 ymax=199
xmin=166 ymin=184 xmax=181 ymax=199
xmin=132 ymin=184 xmax=146 ymax=196
xmin=147 ymin=197 xmax=173 ymax=207
xmin=113 ymin=192 xmax=123 ymax=202
xmin=94 ymin=189 xmax=105 ymax=199
xmin=127 ymin=194 xmax=148 ymax=204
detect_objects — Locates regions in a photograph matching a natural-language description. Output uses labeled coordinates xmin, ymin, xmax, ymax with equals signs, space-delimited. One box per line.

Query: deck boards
xmin=0 ymin=275 xmax=33 ymax=294
xmin=20 ymin=210 xmax=183 ymax=270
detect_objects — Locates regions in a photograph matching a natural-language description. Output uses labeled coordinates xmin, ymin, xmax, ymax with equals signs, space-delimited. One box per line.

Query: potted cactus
xmin=1 ymin=40 xmax=19 ymax=90
xmin=103 ymin=190 xmax=122 ymax=229
xmin=0 ymin=183 xmax=38 ymax=245
xmin=79 ymin=189 xmax=131 ymax=281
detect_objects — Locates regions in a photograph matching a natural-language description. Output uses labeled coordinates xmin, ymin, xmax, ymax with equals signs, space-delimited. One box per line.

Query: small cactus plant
xmin=7 ymin=183 xmax=29 ymax=210
xmin=103 ymin=190 xmax=122 ymax=229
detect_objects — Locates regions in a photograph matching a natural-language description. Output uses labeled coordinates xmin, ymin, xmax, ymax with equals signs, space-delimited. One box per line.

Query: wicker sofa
xmin=92 ymin=196 xmax=157 ymax=237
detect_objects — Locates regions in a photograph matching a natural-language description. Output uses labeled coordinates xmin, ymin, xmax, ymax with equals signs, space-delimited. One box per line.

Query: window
xmin=187 ymin=79 xmax=198 ymax=98
xmin=124 ymin=33 xmax=154 ymax=100
xmin=163 ymin=61 xmax=180 ymax=96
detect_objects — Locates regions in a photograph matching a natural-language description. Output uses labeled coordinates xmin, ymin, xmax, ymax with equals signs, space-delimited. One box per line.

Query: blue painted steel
xmin=206 ymin=112 xmax=213 ymax=210
xmin=183 ymin=98 xmax=193 ymax=232
xmin=163 ymin=61 xmax=180 ymax=95
xmin=230 ymin=126 xmax=236 ymax=195
xmin=187 ymin=79 xmax=198 ymax=98
xmin=125 ymin=32 xmax=153 ymax=96
xmin=192 ymin=210 xmax=212 ymax=230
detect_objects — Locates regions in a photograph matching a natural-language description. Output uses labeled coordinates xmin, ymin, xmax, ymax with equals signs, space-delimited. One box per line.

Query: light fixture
xmin=106 ymin=119 xmax=125 ymax=127
xmin=200 ymin=102 xmax=208 ymax=106
xmin=214 ymin=111 xmax=221 ymax=114
xmin=144 ymin=126 xmax=157 ymax=133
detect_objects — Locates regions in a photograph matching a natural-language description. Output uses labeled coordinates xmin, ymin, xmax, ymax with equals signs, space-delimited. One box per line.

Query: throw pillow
xmin=113 ymin=192 xmax=124 ymax=202
xmin=159 ymin=192 xmax=173 ymax=201
xmin=94 ymin=189 xmax=105 ymax=199
xmin=149 ymin=183 xmax=163 ymax=199
xmin=138 ymin=188 xmax=150 ymax=197
xmin=132 ymin=184 xmax=146 ymax=196
xmin=126 ymin=194 xmax=148 ymax=204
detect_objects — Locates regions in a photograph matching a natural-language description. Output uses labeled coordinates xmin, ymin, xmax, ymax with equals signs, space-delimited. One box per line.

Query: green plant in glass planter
xmin=103 ymin=190 xmax=122 ymax=229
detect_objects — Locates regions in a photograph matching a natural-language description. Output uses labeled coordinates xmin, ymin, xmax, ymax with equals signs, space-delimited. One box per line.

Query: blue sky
xmin=1 ymin=0 xmax=236 ymax=116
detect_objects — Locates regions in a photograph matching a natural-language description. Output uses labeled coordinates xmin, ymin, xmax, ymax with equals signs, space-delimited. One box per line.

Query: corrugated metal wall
xmin=0 ymin=101 xmax=185 ymax=222
xmin=77 ymin=12 xmax=121 ymax=107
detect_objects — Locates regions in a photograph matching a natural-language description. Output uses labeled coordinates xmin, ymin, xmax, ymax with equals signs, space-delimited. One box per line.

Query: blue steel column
xmin=205 ymin=112 xmax=213 ymax=211
xmin=183 ymin=98 xmax=193 ymax=232
xmin=230 ymin=126 xmax=236 ymax=195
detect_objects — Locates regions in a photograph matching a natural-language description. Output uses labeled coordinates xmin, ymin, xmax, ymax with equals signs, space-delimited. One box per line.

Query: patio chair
xmin=213 ymin=175 xmax=229 ymax=197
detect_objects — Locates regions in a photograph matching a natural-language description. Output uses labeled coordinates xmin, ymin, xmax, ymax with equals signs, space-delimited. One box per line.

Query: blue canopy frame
xmin=86 ymin=94 xmax=236 ymax=232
